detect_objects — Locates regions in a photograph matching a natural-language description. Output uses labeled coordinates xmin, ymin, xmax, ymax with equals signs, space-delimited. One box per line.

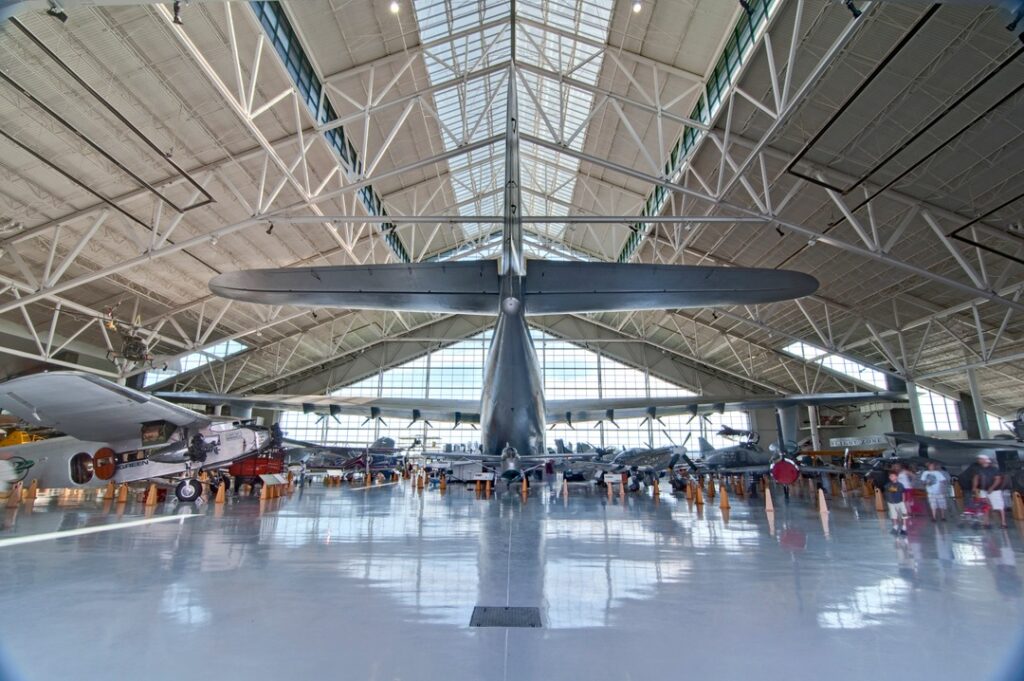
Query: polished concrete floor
xmin=2 ymin=479 xmax=1024 ymax=681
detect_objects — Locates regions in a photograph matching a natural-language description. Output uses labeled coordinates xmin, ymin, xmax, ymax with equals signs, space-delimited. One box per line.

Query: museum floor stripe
xmin=0 ymin=513 xmax=199 ymax=548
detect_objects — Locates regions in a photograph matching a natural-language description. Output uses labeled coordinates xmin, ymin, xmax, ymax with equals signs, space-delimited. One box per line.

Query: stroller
xmin=958 ymin=495 xmax=992 ymax=528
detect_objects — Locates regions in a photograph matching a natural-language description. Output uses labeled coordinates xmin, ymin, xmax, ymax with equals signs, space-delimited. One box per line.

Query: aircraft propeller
xmin=594 ymin=408 xmax=619 ymax=429
xmin=408 ymin=409 xmax=432 ymax=429
xmin=639 ymin=406 xmax=667 ymax=428
xmin=360 ymin=406 xmax=387 ymax=428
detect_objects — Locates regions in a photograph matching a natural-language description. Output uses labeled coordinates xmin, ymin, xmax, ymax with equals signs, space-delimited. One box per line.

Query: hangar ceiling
xmin=0 ymin=0 xmax=1022 ymax=417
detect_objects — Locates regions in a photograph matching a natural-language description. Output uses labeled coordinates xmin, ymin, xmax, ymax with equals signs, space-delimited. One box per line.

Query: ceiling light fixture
xmin=389 ymin=1 xmax=400 ymax=14
xmin=632 ymin=1 xmax=643 ymax=13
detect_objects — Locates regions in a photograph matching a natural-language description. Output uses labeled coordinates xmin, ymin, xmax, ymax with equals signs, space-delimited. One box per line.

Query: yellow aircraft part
xmin=0 ymin=430 xmax=45 ymax=447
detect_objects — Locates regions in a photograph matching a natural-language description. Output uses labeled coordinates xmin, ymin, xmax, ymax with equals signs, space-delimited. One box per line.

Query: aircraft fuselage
xmin=479 ymin=275 xmax=546 ymax=459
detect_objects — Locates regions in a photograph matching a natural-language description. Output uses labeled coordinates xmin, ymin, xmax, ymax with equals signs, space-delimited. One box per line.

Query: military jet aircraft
xmin=0 ymin=371 xmax=270 ymax=501
xmin=678 ymin=425 xmax=848 ymax=490
xmin=696 ymin=426 xmax=765 ymax=469
xmin=282 ymin=435 xmax=406 ymax=472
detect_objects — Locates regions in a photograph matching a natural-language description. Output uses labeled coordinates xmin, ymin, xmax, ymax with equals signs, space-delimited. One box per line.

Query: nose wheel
xmin=175 ymin=478 xmax=202 ymax=503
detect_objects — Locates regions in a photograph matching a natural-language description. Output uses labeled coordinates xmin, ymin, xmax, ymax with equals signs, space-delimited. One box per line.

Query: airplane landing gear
xmin=175 ymin=478 xmax=202 ymax=503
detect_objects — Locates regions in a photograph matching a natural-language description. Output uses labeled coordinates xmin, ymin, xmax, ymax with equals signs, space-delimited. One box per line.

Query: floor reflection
xmin=2 ymin=482 xmax=1024 ymax=681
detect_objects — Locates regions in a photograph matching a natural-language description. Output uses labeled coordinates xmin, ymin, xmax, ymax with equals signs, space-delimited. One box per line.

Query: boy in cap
xmin=885 ymin=470 xmax=908 ymax=535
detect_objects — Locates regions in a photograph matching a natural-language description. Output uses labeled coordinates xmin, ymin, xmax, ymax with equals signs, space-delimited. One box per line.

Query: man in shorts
xmin=918 ymin=461 xmax=950 ymax=522
xmin=885 ymin=471 xmax=908 ymax=535
xmin=972 ymin=454 xmax=1007 ymax=529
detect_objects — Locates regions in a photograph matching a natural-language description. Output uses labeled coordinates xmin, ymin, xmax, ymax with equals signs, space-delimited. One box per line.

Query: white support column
xmin=808 ymin=405 xmax=821 ymax=451
xmin=966 ymin=368 xmax=990 ymax=438
xmin=906 ymin=380 xmax=926 ymax=434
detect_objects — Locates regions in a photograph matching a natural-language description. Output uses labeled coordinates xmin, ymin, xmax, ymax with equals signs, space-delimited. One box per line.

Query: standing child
xmin=919 ymin=461 xmax=950 ymax=522
xmin=885 ymin=471 xmax=908 ymax=535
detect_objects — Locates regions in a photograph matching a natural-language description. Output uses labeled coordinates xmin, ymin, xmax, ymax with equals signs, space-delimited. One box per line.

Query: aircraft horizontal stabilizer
xmin=521 ymin=261 xmax=818 ymax=314
xmin=210 ymin=262 xmax=501 ymax=314
xmin=210 ymin=260 xmax=817 ymax=315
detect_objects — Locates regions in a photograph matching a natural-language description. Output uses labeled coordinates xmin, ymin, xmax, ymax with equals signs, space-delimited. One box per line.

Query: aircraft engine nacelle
xmin=895 ymin=442 xmax=923 ymax=458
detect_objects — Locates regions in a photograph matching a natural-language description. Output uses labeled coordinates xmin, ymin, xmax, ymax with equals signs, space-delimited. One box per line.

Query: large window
xmin=143 ymin=340 xmax=248 ymax=387
xmin=987 ymin=413 xmax=1008 ymax=435
xmin=783 ymin=341 xmax=889 ymax=390
xmin=917 ymin=387 xmax=961 ymax=433
xmin=276 ymin=328 xmax=748 ymax=452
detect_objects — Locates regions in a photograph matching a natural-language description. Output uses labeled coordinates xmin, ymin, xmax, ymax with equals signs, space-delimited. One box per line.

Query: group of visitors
xmin=885 ymin=455 xmax=1011 ymax=534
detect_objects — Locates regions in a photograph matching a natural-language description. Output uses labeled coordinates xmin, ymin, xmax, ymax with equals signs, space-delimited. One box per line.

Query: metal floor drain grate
xmin=469 ymin=606 xmax=543 ymax=628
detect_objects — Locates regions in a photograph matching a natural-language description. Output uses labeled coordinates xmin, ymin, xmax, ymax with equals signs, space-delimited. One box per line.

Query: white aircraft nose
xmin=502 ymin=296 xmax=521 ymax=314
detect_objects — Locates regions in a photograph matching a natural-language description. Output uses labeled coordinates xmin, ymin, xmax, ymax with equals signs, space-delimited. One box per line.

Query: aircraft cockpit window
xmin=69 ymin=452 xmax=94 ymax=485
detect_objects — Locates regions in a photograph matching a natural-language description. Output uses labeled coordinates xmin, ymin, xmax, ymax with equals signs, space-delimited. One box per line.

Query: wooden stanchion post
xmin=102 ymin=481 xmax=115 ymax=500
xmin=694 ymin=484 xmax=704 ymax=506
xmin=116 ymin=483 xmax=129 ymax=503
xmin=818 ymin=488 xmax=829 ymax=514
xmin=719 ymin=483 xmax=730 ymax=510
xmin=1012 ymin=491 xmax=1024 ymax=521
xmin=5 ymin=482 xmax=23 ymax=509
xmin=144 ymin=483 xmax=159 ymax=506
xmin=765 ymin=485 xmax=774 ymax=512
xmin=22 ymin=479 xmax=38 ymax=502
xmin=874 ymin=488 xmax=885 ymax=513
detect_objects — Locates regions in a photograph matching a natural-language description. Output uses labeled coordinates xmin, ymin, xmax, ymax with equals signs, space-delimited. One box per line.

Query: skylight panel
xmin=412 ymin=0 xmax=611 ymax=249
xmin=143 ymin=339 xmax=248 ymax=387
xmin=783 ymin=341 xmax=888 ymax=390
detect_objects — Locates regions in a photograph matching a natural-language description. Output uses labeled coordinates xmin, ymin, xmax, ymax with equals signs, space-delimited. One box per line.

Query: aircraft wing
xmin=546 ymin=391 xmax=905 ymax=424
xmin=0 ymin=371 xmax=209 ymax=442
xmin=163 ymin=391 xmax=481 ymax=426
xmin=886 ymin=432 xmax=1024 ymax=450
